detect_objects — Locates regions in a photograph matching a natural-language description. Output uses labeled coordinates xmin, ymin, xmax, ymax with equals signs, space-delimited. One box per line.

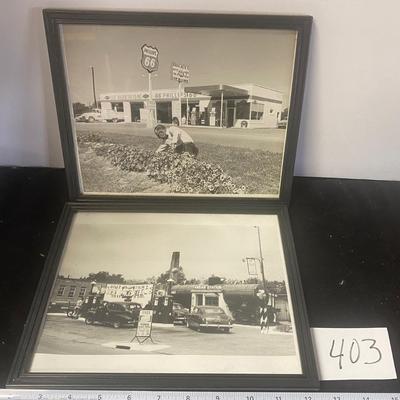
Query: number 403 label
xmin=311 ymin=328 xmax=397 ymax=380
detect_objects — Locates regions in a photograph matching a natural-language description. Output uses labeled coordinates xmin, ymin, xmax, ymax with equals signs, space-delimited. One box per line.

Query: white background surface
xmin=311 ymin=328 xmax=397 ymax=380
xmin=1 ymin=0 xmax=400 ymax=180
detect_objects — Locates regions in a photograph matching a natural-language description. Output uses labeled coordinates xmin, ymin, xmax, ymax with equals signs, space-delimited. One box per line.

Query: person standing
xmin=257 ymin=290 xmax=270 ymax=334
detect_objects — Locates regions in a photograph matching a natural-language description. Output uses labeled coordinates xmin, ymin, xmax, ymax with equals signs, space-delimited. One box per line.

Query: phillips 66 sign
xmin=141 ymin=44 xmax=159 ymax=73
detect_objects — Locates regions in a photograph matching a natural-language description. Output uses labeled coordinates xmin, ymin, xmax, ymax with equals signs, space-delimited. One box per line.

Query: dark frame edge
xmin=42 ymin=8 xmax=312 ymax=205
xmin=6 ymin=204 xmax=75 ymax=387
xmin=43 ymin=9 xmax=81 ymax=200
xmin=277 ymin=207 xmax=320 ymax=390
xmin=279 ymin=16 xmax=313 ymax=204
xmin=7 ymin=203 xmax=319 ymax=391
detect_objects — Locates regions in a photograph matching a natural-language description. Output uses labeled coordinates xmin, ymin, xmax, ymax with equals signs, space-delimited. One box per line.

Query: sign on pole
xmin=243 ymin=257 xmax=259 ymax=276
xmin=171 ymin=62 xmax=189 ymax=82
xmin=141 ymin=44 xmax=159 ymax=73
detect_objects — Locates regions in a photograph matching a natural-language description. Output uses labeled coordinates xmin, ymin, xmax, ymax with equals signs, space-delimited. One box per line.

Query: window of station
xmin=78 ymin=287 xmax=86 ymax=297
xmin=236 ymin=100 xmax=250 ymax=119
xmin=110 ymin=102 xmax=124 ymax=112
xmin=205 ymin=296 xmax=219 ymax=306
xmin=196 ymin=294 xmax=203 ymax=306
xmin=57 ymin=285 xmax=65 ymax=296
xmin=156 ymin=101 xmax=172 ymax=123
xmin=251 ymin=102 xmax=264 ymax=120
xmin=182 ymin=101 xmax=200 ymax=125
xmin=131 ymin=102 xmax=144 ymax=122
xmin=67 ymin=286 xmax=76 ymax=298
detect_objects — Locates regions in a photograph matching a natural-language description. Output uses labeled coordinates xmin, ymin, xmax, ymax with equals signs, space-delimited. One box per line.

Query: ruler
xmin=0 ymin=391 xmax=399 ymax=400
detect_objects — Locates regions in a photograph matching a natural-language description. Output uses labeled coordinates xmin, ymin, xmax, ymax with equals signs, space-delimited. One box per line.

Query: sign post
xmin=171 ymin=63 xmax=189 ymax=124
xmin=131 ymin=310 xmax=154 ymax=344
xmin=141 ymin=44 xmax=159 ymax=127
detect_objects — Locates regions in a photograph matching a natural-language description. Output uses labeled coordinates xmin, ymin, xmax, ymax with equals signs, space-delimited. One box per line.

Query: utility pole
xmin=90 ymin=66 xmax=97 ymax=109
xmin=178 ymin=80 xmax=182 ymax=124
xmin=254 ymin=226 xmax=267 ymax=294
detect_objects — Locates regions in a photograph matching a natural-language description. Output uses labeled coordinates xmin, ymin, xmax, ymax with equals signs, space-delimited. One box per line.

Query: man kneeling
xmin=154 ymin=120 xmax=199 ymax=157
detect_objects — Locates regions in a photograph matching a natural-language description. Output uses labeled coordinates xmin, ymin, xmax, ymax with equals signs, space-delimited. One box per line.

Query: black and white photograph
xmin=30 ymin=212 xmax=302 ymax=375
xmin=61 ymin=23 xmax=298 ymax=197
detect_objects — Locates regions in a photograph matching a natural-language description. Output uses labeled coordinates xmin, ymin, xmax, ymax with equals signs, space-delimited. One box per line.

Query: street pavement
xmin=76 ymin=123 xmax=286 ymax=153
xmin=36 ymin=314 xmax=296 ymax=356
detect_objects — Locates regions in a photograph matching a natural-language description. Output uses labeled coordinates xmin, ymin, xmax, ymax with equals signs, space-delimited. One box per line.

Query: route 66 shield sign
xmin=141 ymin=44 xmax=159 ymax=73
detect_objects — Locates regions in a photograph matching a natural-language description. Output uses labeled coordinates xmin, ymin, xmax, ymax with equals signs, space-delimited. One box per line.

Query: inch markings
xmin=0 ymin=392 xmax=399 ymax=400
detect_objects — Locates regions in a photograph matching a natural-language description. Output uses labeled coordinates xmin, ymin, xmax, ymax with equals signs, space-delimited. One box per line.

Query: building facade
xmin=48 ymin=278 xmax=107 ymax=311
xmin=99 ymin=83 xmax=284 ymax=129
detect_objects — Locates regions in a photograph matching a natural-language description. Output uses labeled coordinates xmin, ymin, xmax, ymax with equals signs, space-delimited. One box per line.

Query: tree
xmin=72 ymin=102 xmax=90 ymax=117
xmin=156 ymin=266 xmax=186 ymax=285
xmin=185 ymin=278 xmax=201 ymax=285
xmin=82 ymin=271 xmax=126 ymax=284
xmin=244 ymin=277 xmax=259 ymax=284
xmin=207 ymin=275 xmax=225 ymax=285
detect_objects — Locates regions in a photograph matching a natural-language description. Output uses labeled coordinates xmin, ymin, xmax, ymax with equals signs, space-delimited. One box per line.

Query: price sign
xmin=136 ymin=309 xmax=153 ymax=338
xmin=311 ymin=327 xmax=397 ymax=380
xmin=141 ymin=44 xmax=159 ymax=73
xmin=171 ymin=62 xmax=190 ymax=82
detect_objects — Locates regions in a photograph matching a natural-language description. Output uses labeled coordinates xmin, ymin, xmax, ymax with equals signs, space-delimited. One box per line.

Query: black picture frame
xmin=7 ymin=9 xmax=318 ymax=391
xmin=42 ymin=9 xmax=312 ymax=204
xmin=7 ymin=202 xmax=319 ymax=390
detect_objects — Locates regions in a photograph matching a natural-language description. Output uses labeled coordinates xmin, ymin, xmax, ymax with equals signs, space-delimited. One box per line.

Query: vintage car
xmin=125 ymin=302 xmax=142 ymax=322
xmin=75 ymin=109 xmax=105 ymax=123
xmin=172 ymin=302 xmax=189 ymax=325
xmin=84 ymin=301 xmax=135 ymax=329
xmin=186 ymin=306 xmax=233 ymax=333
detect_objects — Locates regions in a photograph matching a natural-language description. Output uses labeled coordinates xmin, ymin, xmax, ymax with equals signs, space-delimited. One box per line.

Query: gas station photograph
xmin=60 ymin=23 xmax=298 ymax=197
xmin=29 ymin=212 xmax=302 ymax=375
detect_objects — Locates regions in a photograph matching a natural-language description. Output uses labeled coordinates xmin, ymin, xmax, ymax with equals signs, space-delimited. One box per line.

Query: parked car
xmin=277 ymin=118 xmax=287 ymax=129
xmin=125 ymin=302 xmax=142 ymax=323
xmin=75 ymin=108 xmax=105 ymax=123
xmin=186 ymin=306 xmax=233 ymax=333
xmin=84 ymin=301 xmax=135 ymax=329
xmin=172 ymin=302 xmax=189 ymax=325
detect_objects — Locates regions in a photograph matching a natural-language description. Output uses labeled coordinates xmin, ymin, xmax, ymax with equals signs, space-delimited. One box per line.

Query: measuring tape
xmin=0 ymin=391 xmax=399 ymax=400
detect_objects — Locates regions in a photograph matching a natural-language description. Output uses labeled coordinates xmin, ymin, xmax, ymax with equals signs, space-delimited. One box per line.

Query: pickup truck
xmin=75 ymin=108 xmax=124 ymax=123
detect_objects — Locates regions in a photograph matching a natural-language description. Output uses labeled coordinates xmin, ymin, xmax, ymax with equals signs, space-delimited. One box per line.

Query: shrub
xmin=79 ymin=135 xmax=246 ymax=194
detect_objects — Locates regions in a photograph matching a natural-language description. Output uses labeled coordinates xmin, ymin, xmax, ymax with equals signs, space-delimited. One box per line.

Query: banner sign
xmin=136 ymin=310 xmax=154 ymax=338
xmin=141 ymin=44 xmax=159 ymax=73
xmin=100 ymin=91 xmax=201 ymax=102
xmin=104 ymin=284 xmax=153 ymax=306
xmin=171 ymin=62 xmax=189 ymax=82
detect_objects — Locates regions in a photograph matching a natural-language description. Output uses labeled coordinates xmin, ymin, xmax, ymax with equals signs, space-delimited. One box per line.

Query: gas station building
xmin=99 ymin=83 xmax=284 ymax=129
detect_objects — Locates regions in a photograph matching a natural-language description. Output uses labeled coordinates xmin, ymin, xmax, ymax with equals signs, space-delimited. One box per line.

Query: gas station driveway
xmin=37 ymin=314 xmax=296 ymax=357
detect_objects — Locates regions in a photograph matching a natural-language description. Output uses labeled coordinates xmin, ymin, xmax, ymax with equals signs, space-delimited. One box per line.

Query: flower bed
xmin=78 ymin=133 xmax=246 ymax=194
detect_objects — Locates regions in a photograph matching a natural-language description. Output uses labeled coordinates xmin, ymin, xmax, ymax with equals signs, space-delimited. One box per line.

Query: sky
xmin=61 ymin=24 xmax=297 ymax=105
xmin=58 ymin=212 xmax=288 ymax=282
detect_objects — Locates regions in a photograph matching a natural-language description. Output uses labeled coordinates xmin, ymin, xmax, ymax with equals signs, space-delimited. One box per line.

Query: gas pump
xmin=209 ymin=107 xmax=216 ymax=126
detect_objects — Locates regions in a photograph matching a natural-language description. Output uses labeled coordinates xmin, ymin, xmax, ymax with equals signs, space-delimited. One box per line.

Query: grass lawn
xmin=77 ymin=129 xmax=282 ymax=195
xmin=79 ymin=143 xmax=171 ymax=194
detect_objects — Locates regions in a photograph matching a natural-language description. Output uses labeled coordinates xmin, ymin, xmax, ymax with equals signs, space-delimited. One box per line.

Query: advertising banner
xmin=103 ymin=284 xmax=153 ymax=306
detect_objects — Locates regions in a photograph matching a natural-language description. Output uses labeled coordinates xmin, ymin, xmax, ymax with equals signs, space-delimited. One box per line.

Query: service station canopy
xmin=184 ymin=84 xmax=249 ymax=99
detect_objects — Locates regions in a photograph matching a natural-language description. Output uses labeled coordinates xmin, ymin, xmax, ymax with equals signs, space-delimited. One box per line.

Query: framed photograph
xmin=43 ymin=10 xmax=311 ymax=202
xmin=8 ymin=203 xmax=318 ymax=390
